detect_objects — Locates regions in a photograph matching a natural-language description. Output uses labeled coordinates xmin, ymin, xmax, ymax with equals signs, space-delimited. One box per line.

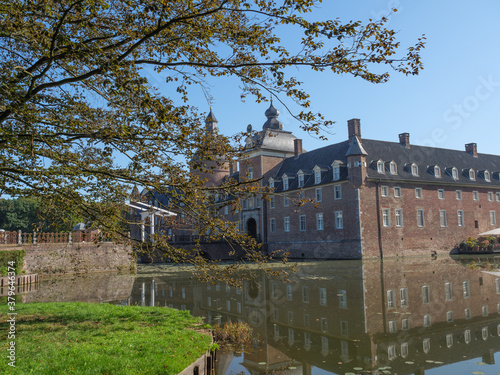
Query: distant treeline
xmin=0 ymin=198 xmax=83 ymax=232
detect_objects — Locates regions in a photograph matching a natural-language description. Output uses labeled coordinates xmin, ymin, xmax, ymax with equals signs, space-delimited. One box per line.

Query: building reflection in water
xmin=129 ymin=257 xmax=500 ymax=375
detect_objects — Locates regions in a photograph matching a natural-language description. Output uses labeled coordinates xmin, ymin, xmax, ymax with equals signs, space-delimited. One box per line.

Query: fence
xmin=0 ymin=230 xmax=101 ymax=245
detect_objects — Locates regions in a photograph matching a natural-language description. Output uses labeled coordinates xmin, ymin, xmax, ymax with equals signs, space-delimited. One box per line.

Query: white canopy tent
xmin=478 ymin=228 xmax=500 ymax=236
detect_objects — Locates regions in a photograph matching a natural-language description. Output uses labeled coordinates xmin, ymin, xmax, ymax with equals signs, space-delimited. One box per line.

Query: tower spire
xmin=205 ymin=107 xmax=218 ymax=134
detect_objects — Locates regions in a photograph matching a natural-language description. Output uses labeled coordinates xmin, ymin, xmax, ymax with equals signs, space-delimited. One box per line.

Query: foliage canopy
xmin=0 ymin=0 xmax=424 ymax=281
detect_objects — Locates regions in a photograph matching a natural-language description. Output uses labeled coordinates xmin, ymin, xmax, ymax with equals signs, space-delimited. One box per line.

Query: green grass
xmin=0 ymin=249 xmax=25 ymax=276
xmin=0 ymin=302 xmax=212 ymax=374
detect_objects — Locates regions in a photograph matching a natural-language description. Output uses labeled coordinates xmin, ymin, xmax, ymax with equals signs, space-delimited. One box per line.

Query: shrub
xmin=213 ymin=321 xmax=253 ymax=349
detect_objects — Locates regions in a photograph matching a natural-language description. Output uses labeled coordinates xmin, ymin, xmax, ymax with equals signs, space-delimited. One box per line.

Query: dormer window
xmin=377 ymin=160 xmax=384 ymax=174
xmin=298 ymin=171 xmax=305 ymax=187
xmin=469 ymin=169 xmax=476 ymax=181
xmin=283 ymin=176 xmax=289 ymax=190
xmin=313 ymin=166 xmax=322 ymax=184
xmin=484 ymin=170 xmax=491 ymax=182
xmin=333 ymin=166 xmax=340 ymax=181
xmin=411 ymin=163 xmax=419 ymax=176
xmin=248 ymin=167 xmax=253 ymax=180
xmin=434 ymin=166 xmax=441 ymax=178
xmin=389 ymin=161 xmax=397 ymax=175
xmin=452 ymin=167 xmax=458 ymax=180
xmin=269 ymin=178 xmax=275 ymax=188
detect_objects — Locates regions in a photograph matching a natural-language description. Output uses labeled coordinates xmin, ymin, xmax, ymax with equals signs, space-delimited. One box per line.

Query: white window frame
xmin=463 ymin=281 xmax=470 ymax=298
xmin=381 ymin=185 xmax=389 ymax=197
xmin=248 ymin=166 xmax=253 ymax=179
xmin=334 ymin=184 xmax=342 ymax=199
xmin=488 ymin=192 xmax=494 ymax=201
xmin=445 ymin=282 xmax=453 ymax=301
xmin=316 ymin=213 xmax=324 ymax=231
xmin=382 ymin=208 xmax=390 ymax=227
xmin=458 ymin=210 xmax=464 ymax=227
xmin=440 ymin=210 xmax=447 ymax=227
xmin=400 ymin=288 xmax=408 ymax=307
xmin=284 ymin=194 xmax=289 ymax=207
xmin=394 ymin=186 xmax=401 ymax=198
xmin=377 ymin=160 xmax=384 ymax=173
xmin=395 ymin=209 xmax=403 ymax=227
xmin=335 ymin=210 xmax=343 ymax=229
xmin=270 ymin=196 xmax=275 ymax=208
xmin=422 ymin=285 xmax=430 ymax=304
xmin=387 ymin=289 xmax=395 ymax=308
xmin=269 ymin=178 xmax=274 ymax=188
xmin=438 ymin=189 xmax=445 ymax=199
xmin=473 ymin=191 xmax=479 ymax=201
xmin=338 ymin=290 xmax=347 ymax=308
xmin=333 ymin=165 xmax=340 ymax=181
xmin=284 ymin=216 xmax=290 ymax=232
xmin=456 ymin=190 xmax=462 ymax=200
xmin=490 ymin=210 xmax=497 ymax=226
xmin=316 ymin=187 xmax=322 ymax=202
xmin=314 ymin=168 xmax=321 ymax=184
xmin=319 ymin=288 xmax=327 ymax=306
xmin=297 ymin=171 xmax=304 ymax=187
xmin=485 ymin=170 xmax=491 ymax=182
xmin=470 ymin=169 xmax=476 ymax=181
xmin=270 ymin=218 xmax=276 ymax=233
xmin=283 ymin=176 xmax=289 ymax=191
xmin=411 ymin=163 xmax=419 ymax=176
xmin=299 ymin=215 xmax=306 ymax=231
xmin=415 ymin=187 xmax=423 ymax=199
xmin=390 ymin=161 xmax=397 ymax=175
xmin=452 ymin=167 xmax=459 ymax=180
xmin=434 ymin=166 xmax=441 ymax=177
xmin=417 ymin=209 xmax=425 ymax=227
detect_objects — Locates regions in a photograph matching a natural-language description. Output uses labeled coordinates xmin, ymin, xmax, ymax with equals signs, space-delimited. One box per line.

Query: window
xmin=335 ymin=211 xmax=343 ymax=229
xmin=438 ymin=189 xmax=445 ymax=199
xmin=304 ymin=314 xmax=310 ymax=327
xmin=340 ymin=321 xmax=348 ymax=336
xmin=387 ymin=289 xmax=395 ymax=308
xmin=333 ymin=166 xmax=340 ymax=181
xmin=269 ymin=178 xmax=274 ymax=188
xmin=319 ymin=288 xmax=327 ymax=306
xmin=417 ymin=209 xmax=425 ymax=227
xmin=490 ymin=211 xmax=497 ymax=226
xmin=482 ymin=305 xmax=489 ymax=316
xmin=227 ymin=300 xmax=231 ymax=311
xmin=496 ymin=278 xmax=500 ymax=294
xmin=298 ymin=172 xmax=304 ymax=187
xmin=273 ymin=324 xmax=279 ymax=340
xmin=458 ymin=210 xmax=465 ymax=226
xmin=270 ymin=196 xmax=275 ymax=208
xmin=304 ymin=332 xmax=311 ymax=350
xmin=446 ymin=334 xmax=453 ymax=348
xmin=248 ymin=197 xmax=254 ymax=209
xmin=389 ymin=320 xmax=397 ymax=333
xmin=452 ymin=167 xmax=459 ymax=180
xmin=422 ymin=285 xmax=430 ymax=304
xmin=316 ymin=188 xmax=322 ymax=202
xmin=283 ymin=176 xmax=289 ymax=190
xmin=300 ymin=215 xmax=306 ymax=231
xmin=338 ymin=290 xmax=347 ymax=308
xmin=395 ymin=209 xmax=403 ymax=227
xmin=270 ymin=218 xmax=276 ymax=233
xmin=445 ymin=282 xmax=453 ymax=301
xmin=377 ymin=160 xmax=384 ymax=173
xmin=284 ymin=217 xmax=290 ymax=232
xmin=463 ymin=281 xmax=470 ymax=298
xmin=446 ymin=311 xmax=454 ymax=322
xmin=321 ymin=336 xmax=329 ymax=354
xmin=394 ymin=186 xmax=401 ymax=198
xmin=473 ymin=191 xmax=479 ymax=201
xmin=402 ymin=319 xmax=410 ymax=330
xmin=464 ymin=329 xmax=471 ymax=344
xmin=456 ymin=190 xmax=462 ymax=200
xmin=334 ymin=185 xmax=342 ymax=199
xmin=482 ymin=327 xmax=489 ymax=340
xmin=237 ymin=302 xmax=242 ymax=313
xmin=284 ymin=195 xmax=289 ymax=207
xmin=440 ymin=210 xmax=447 ymax=227
xmin=390 ymin=161 xmax=397 ymax=175
xmin=314 ymin=169 xmax=321 ymax=184
xmin=400 ymin=288 xmax=408 ymax=307
xmin=485 ymin=170 xmax=491 ymax=182
xmin=434 ymin=166 xmax=441 ymax=177
xmin=224 ymin=206 xmax=229 ymax=215
xmin=411 ymin=163 xmax=419 ymax=176
xmin=470 ymin=169 xmax=476 ymax=180
xmin=316 ymin=213 xmax=324 ymax=230
xmin=415 ymin=187 xmax=423 ymax=199
xmin=465 ymin=308 xmax=472 ymax=319
xmin=288 ymin=328 xmax=294 ymax=345
xmin=248 ymin=167 xmax=253 ymax=179
xmin=287 ymin=285 xmax=292 ymax=301
xmin=256 ymin=197 xmax=260 ymax=208
xmin=302 ymin=286 xmax=309 ymax=303
xmin=382 ymin=209 xmax=390 ymax=227
xmin=424 ymin=315 xmax=431 ymax=327
xmin=388 ymin=345 xmax=396 ymax=360
xmin=320 ymin=317 xmax=328 ymax=332
xmin=489 ymin=192 xmax=494 ymax=201
xmin=381 ymin=186 xmax=389 ymax=197
xmin=242 ymin=199 xmax=248 ymax=209
xmin=497 ymin=192 xmax=500 ymax=202
xmin=401 ymin=342 xmax=409 ymax=358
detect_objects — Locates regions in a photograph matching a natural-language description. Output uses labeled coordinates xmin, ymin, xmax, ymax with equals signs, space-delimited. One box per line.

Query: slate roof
xmin=361 ymin=139 xmax=500 ymax=186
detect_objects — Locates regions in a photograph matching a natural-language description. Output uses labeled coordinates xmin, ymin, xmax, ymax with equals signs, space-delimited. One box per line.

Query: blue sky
xmin=154 ymin=0 xmax=500 ymax=157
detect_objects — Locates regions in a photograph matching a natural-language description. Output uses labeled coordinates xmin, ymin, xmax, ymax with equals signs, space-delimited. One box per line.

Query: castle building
xmin=198 ymin=103 xmax=500 ymax=259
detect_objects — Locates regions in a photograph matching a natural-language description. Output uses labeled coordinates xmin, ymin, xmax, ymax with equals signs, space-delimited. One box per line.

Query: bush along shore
xmin=0 ymin=302 xmax=212 ymax=374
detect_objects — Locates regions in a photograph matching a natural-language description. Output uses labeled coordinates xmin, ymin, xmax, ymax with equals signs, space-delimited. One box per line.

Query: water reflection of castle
xmin=129 ymin=258 xmax=500 ymax=375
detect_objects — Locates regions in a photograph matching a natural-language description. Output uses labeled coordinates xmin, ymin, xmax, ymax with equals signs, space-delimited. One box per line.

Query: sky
xmin=149 ymin=0 xmax=500 ymax=157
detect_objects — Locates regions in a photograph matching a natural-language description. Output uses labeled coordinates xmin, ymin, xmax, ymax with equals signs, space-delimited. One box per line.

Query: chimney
xmin=229 ymin=161 xmax=238 ymax=175
xmin=465 ymin=143 xmax=478 ymax=158
xmin=294 ymin=139 xmax=303 ymax=158
xmin=347 ymin=119 xmax=361 ymax=142
xmin=399 ymin=133 xmax=410 ymax=148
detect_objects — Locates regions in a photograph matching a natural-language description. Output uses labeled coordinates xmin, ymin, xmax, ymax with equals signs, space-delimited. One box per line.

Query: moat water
xmin=20 ymin=255 xmax=500 ymax=375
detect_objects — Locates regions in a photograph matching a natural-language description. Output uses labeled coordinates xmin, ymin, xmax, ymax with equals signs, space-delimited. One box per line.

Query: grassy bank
xmin=0 ymin=302 xmax=212 ymax=374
